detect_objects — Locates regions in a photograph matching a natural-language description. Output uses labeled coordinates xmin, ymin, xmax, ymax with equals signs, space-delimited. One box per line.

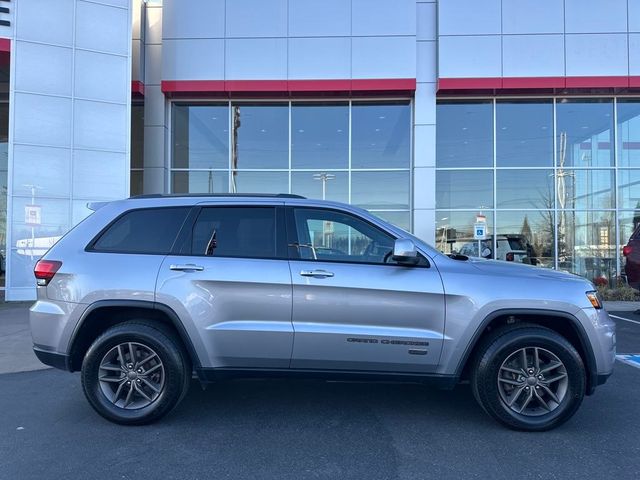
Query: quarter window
xmin=92 ymin=207 xmax=190 ymax=254
xmin=188 ymin=207 xmax=278 ymax=259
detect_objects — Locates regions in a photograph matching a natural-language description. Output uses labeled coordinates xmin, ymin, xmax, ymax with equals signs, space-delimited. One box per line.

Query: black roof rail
xmin=129 ymin=193 xmax=306 ymax=199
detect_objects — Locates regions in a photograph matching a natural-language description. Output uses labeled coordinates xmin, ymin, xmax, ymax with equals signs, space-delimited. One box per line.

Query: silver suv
xmin=30 ymin=194 xmax=616 ymax=430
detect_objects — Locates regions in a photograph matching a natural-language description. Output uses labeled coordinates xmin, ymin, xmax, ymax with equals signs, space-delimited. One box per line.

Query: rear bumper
xmin=33 ymin=346 xmax=72 ymax=371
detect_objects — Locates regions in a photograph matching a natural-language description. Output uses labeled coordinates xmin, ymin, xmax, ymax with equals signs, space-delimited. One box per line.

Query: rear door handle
xmin=170 ymin=264 xmax=204 ymax=272
xmin=300 ymin=269 xmax=334 ymax=278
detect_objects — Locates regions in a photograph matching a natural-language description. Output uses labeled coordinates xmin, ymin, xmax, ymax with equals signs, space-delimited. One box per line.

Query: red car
xmin=623 ymin=225 xmax=640 ymax=289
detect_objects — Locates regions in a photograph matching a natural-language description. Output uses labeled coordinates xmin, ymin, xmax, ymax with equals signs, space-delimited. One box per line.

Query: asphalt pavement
xmin=0 ymin=306 xmax=639 ymax=480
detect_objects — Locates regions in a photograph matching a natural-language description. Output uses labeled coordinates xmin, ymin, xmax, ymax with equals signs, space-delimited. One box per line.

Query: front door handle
xmin=170 ymin=264 xmax=204 ymax=272
xmin=300 ymin=269 xmax=334 ymax=278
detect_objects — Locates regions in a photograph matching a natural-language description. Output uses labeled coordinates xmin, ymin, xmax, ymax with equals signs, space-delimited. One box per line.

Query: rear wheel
xmin=471 ymin=326 xmax=586 ymax=431
xmin=81 ymin=321 xmax=190 ymax=425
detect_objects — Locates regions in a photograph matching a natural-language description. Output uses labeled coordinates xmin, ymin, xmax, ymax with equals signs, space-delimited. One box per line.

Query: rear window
xmin=507 ymin=238 xmax=526 ymax=251
xmin=186 ymin=206 xmax=278 ymax=258
xmin=91 ymin=207 xmax=190 ymax=254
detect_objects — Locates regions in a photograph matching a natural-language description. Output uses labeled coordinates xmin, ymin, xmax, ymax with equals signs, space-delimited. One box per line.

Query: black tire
xmin=81 ymin=321 xmax=191 ymax=425
xmin=471 ymin=326 xmax=586 ymax=431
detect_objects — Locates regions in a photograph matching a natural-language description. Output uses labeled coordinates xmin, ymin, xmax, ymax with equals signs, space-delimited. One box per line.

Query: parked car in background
xmin=458 ymin=235 xmax=537 ymax=265
xmin=623 ymin=224 xmax=640 ymax=289
xmin=30 ymin=194 xmax=615 ymax=431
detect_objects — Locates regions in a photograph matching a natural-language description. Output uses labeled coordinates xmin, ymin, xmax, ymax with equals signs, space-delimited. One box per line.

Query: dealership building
xmin=2 ymin=0 xmax=640 ymax=299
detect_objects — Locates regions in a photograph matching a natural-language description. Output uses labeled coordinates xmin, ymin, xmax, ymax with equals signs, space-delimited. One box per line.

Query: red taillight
xmin=623 ymin=245 xmax=632 ymax=257
xmin=506 ymin=252 xmax=514 ymax=261
xmin=34 ymin=260 xmax=62 ymax=286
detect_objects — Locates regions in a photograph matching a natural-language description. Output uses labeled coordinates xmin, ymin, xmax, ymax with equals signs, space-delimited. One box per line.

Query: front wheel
xmin=471 ymin=326 xmax=586 ymax=431
xmin=81 ymin=321 xmax=191 ymax=425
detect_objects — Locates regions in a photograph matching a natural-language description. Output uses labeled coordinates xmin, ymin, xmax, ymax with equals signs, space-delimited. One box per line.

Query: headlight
xmin=586 ymin=291 xmax=602 ymax=309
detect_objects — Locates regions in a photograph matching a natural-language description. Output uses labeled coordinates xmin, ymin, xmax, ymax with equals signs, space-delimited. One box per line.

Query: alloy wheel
xmin=98 ymin=342 xmax=165 ymax=409
xmin=497 ymin=346 xmax=569 ymax=416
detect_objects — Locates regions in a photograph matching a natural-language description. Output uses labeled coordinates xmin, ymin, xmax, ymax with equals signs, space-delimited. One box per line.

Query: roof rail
xmin=129 ymin=193 xmax=306 ymax=199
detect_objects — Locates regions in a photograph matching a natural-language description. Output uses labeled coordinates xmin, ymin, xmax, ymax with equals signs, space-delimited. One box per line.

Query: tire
xmin=81 ymin=321 xmax=191 ymax=425
xmin=471 ymin=326 xmax=586 ymax=431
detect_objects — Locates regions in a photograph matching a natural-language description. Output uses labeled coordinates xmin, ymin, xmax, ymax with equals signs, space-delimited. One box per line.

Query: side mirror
xmin=392 ymin=238 xmax=419 ymax=265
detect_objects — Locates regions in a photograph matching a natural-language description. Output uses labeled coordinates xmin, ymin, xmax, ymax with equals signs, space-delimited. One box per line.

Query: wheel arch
xmin=456 ymin=309 xmax=598 ymax=395
xmin=68 ymin=300 xmax=201 ymax=372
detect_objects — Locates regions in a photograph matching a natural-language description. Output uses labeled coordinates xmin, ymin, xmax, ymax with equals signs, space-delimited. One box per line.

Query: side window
xmin=189 ymin=207 xmax=278 ymax=259
xmin=92 ymin=207 xmax=189 ymax=254
xmin=292 ymin=208 xmax=394 ymax=264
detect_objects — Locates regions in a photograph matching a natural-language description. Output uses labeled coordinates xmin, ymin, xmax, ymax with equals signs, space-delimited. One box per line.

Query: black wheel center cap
xmin=526 ymin=376 xmax=537 ymax=386
xmin=127 ymin=371 xmax=138 ymax=380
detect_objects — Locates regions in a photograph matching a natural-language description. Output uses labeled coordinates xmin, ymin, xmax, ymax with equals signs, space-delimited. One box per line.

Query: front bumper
xmin=33 ymin=345 xmax=72 ymax=371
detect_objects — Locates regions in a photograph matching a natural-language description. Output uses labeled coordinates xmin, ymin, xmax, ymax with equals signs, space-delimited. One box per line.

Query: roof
xmin=129 ymin=193 xmax=305 ymax=200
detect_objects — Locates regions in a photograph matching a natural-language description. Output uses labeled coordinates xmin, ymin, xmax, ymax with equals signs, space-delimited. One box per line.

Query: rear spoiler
xmin=86 ymin=201 xmax=109 ymax=212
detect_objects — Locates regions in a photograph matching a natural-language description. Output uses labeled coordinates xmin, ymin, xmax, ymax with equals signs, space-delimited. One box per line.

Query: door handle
xmin=300 ymin=269 xmax=334 ymax=278
xmin=170 ymin=264 xmax=204 ymax=272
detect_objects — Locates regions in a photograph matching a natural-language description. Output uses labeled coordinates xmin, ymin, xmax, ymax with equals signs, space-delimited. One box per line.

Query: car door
xmin=155 ymin=204 xmax=293 ymax=369
xmin=287 ymin=206 xmax=445 ymax=373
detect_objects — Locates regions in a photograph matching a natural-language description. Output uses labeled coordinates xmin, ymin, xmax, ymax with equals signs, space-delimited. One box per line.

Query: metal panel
xmin=414 ymin=124 xmax=435 ymax=169
xmin=503 ymin=34 xmax=565 ymax=78
xmin=565 ymin=34 xmax=629 ymax=77
xmin=352 ymin=36 xmax=416 ymax=79
xmin=162 ymin=0 xmax=225 ymax=39
xmin=74 ymin=50 xmax=128 ymax=103
xmin=415 ymin=82 xmax=436 ymax=125
xmin=288 ymin=37 xmax=350 ymax=80
xmin=414 ymin=167 xmax=435 ymax=210
xmin=438 ymin=0 xmax=500 ymax=36
xmin=417 ymin=41 xmax=436 ymax=82
xmin=225 ymin=38 xmax=287 ymax=80
xmin=413 ymin=209 xmax=435 ymax=243
xmin=144 ymin=4 xmax=163 ymax=45
xmin=225 ymin=0 xmax=287 ymax=38
xmin=417 ymin=2 xmax=436 ymax=41
xmin=15 ymin=42 xmax=72 ymax=97
xmin=73 ymin=100 xmax=128 ymax=152
xmin=438 ymin=35 xmax=501 ymax=78
xmin=565 ymin=0 xmax=628 ymax=34
xmin=502 ymin=0 xmax=564 ymax=34
xmin=72 ymin=150 xmax=128 ymax=200
xmin=75 ymin=1 xmax=129 ymax=55
xmin=144 ymin=43 xmax=162 ymax=85
xmin=352 ymin=0 xmax=415 ymax=36
xmin=288 ymin=0 xmax=350 ymax=37
xmin=14 ymin=0 xmax=74 ymax=46
xmin=13 ymin=93 xmax=72 ymax=147
xmin=12 ymin=145 xmax=71 ymax=198
xmin=631 ymin=1 xmax=640 ymax=33
xmin=162 ymin=39 xmax=225 ymax=81
xmin=630 ymin=34 xmax=640 ymax=75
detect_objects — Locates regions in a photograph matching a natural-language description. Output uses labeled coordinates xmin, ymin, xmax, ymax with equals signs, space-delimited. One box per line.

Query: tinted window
xmin=189 ymin=207 xmax=278 ymax=258
xmin=292 ymin=208 xmax=394 ymax=264
xmin=93 ymin=207 xmax=189 ymax=254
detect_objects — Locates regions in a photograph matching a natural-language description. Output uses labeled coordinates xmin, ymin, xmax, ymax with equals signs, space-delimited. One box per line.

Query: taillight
xmin=506 ymin=252 xmax=514 ymax=261
xmin=623 ymin=245 xmax=632 ymax=256
xmin=34 ymin=260 xmax=62 ymax=286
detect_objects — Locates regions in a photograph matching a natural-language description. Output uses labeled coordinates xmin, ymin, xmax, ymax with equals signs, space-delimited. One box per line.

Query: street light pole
xmin=312 ymin=173 xmax=335 ymax=200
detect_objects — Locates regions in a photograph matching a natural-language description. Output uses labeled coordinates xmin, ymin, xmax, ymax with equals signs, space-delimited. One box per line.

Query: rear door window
xmin=91 ymin=207 xmax=190 ymax=254
xmin=186 ymin=206 xmax=281 ymax=259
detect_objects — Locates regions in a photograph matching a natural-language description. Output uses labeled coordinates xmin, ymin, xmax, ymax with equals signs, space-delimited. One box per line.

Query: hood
xmin=466 ymin=257 xmax=588 ymax=283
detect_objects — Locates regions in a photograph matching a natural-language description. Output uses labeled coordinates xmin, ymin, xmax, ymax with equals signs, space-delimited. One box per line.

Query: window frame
xmin=285 ymin=206 xmax=429 ymax=268
xmin=86 ymin=206 xmax=191 ymax=255
xmin=171 ymin=205 xmax=288 ymax=260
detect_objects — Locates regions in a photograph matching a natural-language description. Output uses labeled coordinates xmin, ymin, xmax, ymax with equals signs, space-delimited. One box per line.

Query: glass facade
xmin=170 ymin=101 xmax=412 ymax=230
xmin=436 ymin=97 xmax=640 ymax=285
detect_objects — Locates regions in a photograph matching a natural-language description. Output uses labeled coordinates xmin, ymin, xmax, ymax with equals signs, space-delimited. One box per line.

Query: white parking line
xmin=609 ymin=314 xmax=640 ymax=326
xmin=616 ymin=355 xmax=640 ymax=369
